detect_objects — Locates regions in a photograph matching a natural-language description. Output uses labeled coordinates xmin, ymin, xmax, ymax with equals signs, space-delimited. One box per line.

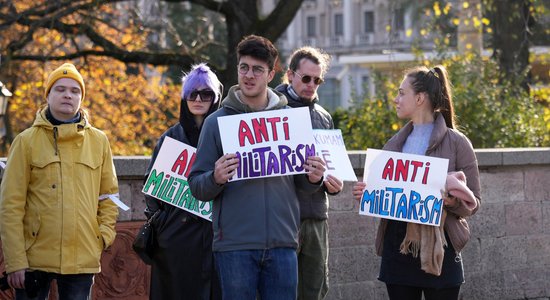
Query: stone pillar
xmin=287 ymin=18 xmax=297 ymax=52
xmin=457 ymin=0 xmax=483 ymax=53
xmin=343 ymin=0 xmax=353 ymax=45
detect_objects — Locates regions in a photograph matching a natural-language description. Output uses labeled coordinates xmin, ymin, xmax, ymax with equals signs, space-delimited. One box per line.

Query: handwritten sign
xmin=217 ymin=107 xmax=315 ymax=181
xmin=142 ymin=137 xmax=212 ymax=221
xmin=358 ymin=149 xmax=448 ymax=226
xmin=313 ymin=129 xmax=357 ymax=181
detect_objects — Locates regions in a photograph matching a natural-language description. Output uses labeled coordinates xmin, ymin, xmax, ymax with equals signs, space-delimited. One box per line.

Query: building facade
xmin=269 ymin=0 xmax=465 ymax=111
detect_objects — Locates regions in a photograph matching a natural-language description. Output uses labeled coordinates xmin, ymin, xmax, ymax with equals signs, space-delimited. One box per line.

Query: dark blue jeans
xmin=214 ymin=248 xmax=297 ymax=300
xmin=15 ymin=272 xmax=94 ymax=300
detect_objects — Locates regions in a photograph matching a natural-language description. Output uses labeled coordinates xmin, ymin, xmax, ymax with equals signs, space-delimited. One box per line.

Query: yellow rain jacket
xmin=0 ymin=108 xmax=119 ymax=274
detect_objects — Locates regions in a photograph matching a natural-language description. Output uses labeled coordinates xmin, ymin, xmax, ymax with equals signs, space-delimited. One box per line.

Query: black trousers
xmin=386 ymin=283 xmax=460 ymax=300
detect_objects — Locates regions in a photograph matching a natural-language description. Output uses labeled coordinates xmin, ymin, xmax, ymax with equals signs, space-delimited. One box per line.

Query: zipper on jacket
xmin=53 ymin=127 xmax=59 ymax=156
xmin=218 ymin=194 xmax=223 ymax=241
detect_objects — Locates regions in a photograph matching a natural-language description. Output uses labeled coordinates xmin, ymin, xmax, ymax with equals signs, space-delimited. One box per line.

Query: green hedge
xmin=333 ymin=54 xmax=549 ymax=150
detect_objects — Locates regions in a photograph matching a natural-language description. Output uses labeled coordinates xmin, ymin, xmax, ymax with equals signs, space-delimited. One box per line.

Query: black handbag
xmin=132 ymin=210 xmax=160 ymax=265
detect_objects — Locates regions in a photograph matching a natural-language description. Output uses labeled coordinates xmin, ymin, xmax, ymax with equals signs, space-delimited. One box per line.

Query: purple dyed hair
xmin=181 ymin=63 xmax=222 ymax=103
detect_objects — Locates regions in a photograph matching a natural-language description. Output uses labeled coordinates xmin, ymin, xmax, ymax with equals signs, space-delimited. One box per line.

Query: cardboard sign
xmin=313 ymin=129 xmax=357 ymax=181
xmin=142 ymin=137 xmax=212 ymax=221
xmin=217 ymin=107 xmax=315 ymax=181
xmin=358 ymin=149 xmax=448 ymax=226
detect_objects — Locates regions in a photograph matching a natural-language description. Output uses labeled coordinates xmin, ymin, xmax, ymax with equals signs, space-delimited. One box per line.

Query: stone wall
xmin=0 ymin=148 xmax=549 ymax=299
xmin=327 ymin=148 xmax=550 ymax=300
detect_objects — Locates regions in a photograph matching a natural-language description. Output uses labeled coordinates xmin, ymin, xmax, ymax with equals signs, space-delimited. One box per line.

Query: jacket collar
xmin=33 ymin=106 xmax=89 ymax=130
xmin=221 ymin=85 xmax=288 ymax=113
xmin=275 ymin=83 xmax=318 ymax=108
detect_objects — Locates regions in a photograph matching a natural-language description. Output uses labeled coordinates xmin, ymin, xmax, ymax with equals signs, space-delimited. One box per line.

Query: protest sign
xmin=142 ymin=136 xmax=212 ymax=221
xmin=217 ymin=107 xmax=315 ymax=181
xmin=358 ymin=149 xmax=448 ymax=226
xmin=313 ymin=129 xmax=357 ymax=181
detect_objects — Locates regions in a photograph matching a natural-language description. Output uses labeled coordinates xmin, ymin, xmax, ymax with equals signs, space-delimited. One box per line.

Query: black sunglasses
xmin=292 ymin=70 xmax=324 ymax=85
xmin=187 ymin=90 xmax=215 ymax=102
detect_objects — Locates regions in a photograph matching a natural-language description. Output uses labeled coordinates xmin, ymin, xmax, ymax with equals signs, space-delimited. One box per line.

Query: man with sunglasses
xmin=276 ymin=46 xmax=344 ymax=300
xmin=189 ymin=36 xmax=326 ymax=300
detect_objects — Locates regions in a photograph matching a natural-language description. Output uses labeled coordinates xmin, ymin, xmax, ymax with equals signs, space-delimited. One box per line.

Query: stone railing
xmin=0 ymin=148 xmax=549 ymax=299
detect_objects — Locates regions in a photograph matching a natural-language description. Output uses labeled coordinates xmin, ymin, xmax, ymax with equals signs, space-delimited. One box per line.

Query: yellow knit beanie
xmin=44 ymin=63 xmax=85 ymax=101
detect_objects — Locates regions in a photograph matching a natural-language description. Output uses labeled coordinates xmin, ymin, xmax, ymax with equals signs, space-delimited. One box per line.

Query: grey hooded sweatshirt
xmin=188 ymin=85 xmax=322 ymax=252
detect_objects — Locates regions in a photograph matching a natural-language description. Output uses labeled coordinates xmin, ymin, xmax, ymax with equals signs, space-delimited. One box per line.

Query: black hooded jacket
xmin=144 ymin=97 xmax=221 ymax=300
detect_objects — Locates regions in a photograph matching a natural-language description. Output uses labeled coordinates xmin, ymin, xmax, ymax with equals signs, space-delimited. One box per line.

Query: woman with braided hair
xmin=352 ymin=65 xmax=481 ymax=300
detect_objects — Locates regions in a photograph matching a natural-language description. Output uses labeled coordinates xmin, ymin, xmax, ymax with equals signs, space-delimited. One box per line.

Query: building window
xmin=334 ymin=13 xmax=343 ymax=36
xmin=361 ymin=75 xmax=371 ymax=96
xmin=364 ymin=11 xmax=374 ymax=33
xmin=393 ymin=8 xmax=405 ymax=31
xmin=307 ymin=16 xmax=316 ymax=37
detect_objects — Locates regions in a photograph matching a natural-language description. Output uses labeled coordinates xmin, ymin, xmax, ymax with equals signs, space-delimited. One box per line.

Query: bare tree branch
xmin=1 ymin=0 xmax=305 ymax=85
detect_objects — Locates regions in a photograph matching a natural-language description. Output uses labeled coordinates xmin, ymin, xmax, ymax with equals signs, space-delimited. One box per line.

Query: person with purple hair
xmin=143 ymin=63 xmax=223 ymax=300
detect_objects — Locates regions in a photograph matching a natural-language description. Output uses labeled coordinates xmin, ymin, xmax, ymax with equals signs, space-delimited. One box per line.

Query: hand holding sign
xmin=214 ymin=153 xmax=239 ymax=185
xmin=352 ymin=181 xmax=366 ymax=201
xmin=324 ymin=174 xmax=343 ymax=194
xmin=304 ymin=156 xmax=326 ymax=183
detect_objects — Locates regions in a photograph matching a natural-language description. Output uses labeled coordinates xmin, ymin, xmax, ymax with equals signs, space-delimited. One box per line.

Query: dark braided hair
xmin=404 ymin=65 xmax=456 ymax=129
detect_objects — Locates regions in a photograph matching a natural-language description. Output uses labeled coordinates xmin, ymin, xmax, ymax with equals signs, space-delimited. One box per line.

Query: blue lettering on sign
xmin=360 ymin=186 xmax=443 ymax=225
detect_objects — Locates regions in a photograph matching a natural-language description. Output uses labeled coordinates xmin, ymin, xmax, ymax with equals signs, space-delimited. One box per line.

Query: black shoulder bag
xmin=132 ymin=210 xmax=160 ymax=265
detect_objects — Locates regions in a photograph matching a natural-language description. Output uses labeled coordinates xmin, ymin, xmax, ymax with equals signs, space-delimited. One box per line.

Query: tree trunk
xmin=490 ymin=0 xmax=534 ymax=92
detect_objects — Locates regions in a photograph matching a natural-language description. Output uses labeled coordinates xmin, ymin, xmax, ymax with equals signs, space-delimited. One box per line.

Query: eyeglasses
xmin=238 ymin=64 xmax=267 ymax=77
xmin=187 ymin=90 xmax=215 ymax=102
xmin=292 ymin=70 xmax=324 ymax=85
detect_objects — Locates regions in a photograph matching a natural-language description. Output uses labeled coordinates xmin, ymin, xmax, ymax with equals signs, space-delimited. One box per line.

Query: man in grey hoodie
xmin=188 ymin=35 xmax=326 ymax=300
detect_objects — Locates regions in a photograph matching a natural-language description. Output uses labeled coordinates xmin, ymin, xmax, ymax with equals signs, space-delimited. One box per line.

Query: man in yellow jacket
xmin=0 ymin=63 xmax=119 ymax=300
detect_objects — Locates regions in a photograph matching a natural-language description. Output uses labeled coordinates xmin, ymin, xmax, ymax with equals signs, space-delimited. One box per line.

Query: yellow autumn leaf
xmin=463 ymin=2 xmax=469 ymax=9
xmin=473 ymin=17 xmax=481 ymax=28
xmin=443 ymin=3 xmax=451 ymax=15
xmin=121 ymin=34 xmax=133 ymax=45
xmin=406 ymin=29 xmax=412 ymax=37
xmin=434 ymin=1 xmax=441 ymax=16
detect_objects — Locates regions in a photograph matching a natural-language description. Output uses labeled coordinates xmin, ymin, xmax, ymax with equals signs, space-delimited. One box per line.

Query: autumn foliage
xmin=0 ymin=1 xmax=182 ymax=156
